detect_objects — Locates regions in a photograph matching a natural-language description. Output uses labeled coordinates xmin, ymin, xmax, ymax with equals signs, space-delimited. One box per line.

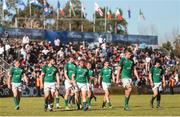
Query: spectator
xmin=22 ymin=34 xmax=30 ymax=45
xmin=169 ymin=75 xmax=176 ymax=95
xmin=54 ymin=38 xmax=61 ymax=48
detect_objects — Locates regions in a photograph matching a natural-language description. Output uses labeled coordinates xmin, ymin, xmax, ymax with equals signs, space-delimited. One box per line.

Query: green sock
xmin=17 ymin=96 xmax=20 ymax=105
xmin=13 ymin=97 xmax=18 ymax=107
xmin=102 ymin=101 xmax=106 ymax=107
xmin=44 ymin=99 xmax=48 ymax=108
xmin=80 ymin=98 xmax=82 ymax=105
xmin=89 ymin=97 xmax=92 ymax=104
xmin=151 ymin=96 xmax=156 ymax=103
xmin=56 ymin=97 xmax=59 ymax=104
xmin=68 ymin=96 xmax=73 ymax=104
xmin=65 ymin=99 xmax=68 ymax=107
xmin=157 ymin=100 xmax=160 ymax=107
xmin=156 ymin=93 xmax=161 ymax=107
xmin=87 ymin=97 xmax=91 ymax=106
xmin=124 ymin=96 xmax=129 ymax=108
xmin=108 ymin=102 xmax=112 ymax=106
xmin=83 ymin=102 xmax=87 ymax=109
xmin=127 ymin=96 xmax=130 ymax=105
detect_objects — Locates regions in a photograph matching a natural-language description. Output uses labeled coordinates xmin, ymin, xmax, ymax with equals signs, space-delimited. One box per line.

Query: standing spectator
xmin=54 ymin=38 xmax=61 ymax=51
xmin=22 ymin=35 xmax=30 ymax=46
xmin=169 ymin=76 xmax=176 ymax=95
xmin=145 ymin=54 xmax=151 ymax=72
xmin=0 ymin=42 xmax=4 ymax=58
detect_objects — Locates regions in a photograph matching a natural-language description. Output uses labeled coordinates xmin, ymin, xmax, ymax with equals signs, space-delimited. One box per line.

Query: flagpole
xmin=17 ymin=7 xmax=20 ymax=28
xmin=81 ymin=2 xmax=84 ymax=32
xmin=29 ymin=0 xmax=31 ymax=17
xmin=115 ymin=21 xmax=117 ymax=34
xmin=104 ymin=7 xmax=107 ymax=32
xmin=29 ymin=0 xmax=33 ymax=28
xmin=56 ymin=8 xmax=59 ymax=30
xmin=3 ymin=8 xmax=5 ymax=21
xmin=69 ymin=1 xmax=71 ymax=31
xmin=43 ymin=0 xmax=46 ymax=29
xmin=93 ymin=4 xmax=96 ymax=32
xmin=2 ymin=0 xmax=5 ymax=22
xmin=15 ymin=17 xmax=18 ymax=28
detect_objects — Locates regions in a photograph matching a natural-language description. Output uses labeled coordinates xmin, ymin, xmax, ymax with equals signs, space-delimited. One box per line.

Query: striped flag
xmin=57 ymin=0 xmax=60 ymax=9
xmin=94 ymin=3 xmax=103 ymax=17
xmin=43 ymin=0 xmax=52 ymax=16
xmin=57 ymin=1 xmax=65 ymax=16
xmin=30 ymin=0 xmax=42 ymax=7
xmin=115 ymin=9 xmax=123 ymax=21
xmin=16 ymin=0 xmax=26 ymax=10
xmin=81 ymin=3 xmax=86 ymax=18
xmin=107 ymin=10 xmax=112 ymax=19
xmin=70 ymin=1 xmax=76 ymax=17
xmin=2 ymin=0 xmax=8 ymax=10
xmin=128 ymin=8 xmax=131 ymax=19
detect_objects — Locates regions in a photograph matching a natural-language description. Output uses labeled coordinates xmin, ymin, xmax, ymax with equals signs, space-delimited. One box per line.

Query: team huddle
xmin=7 ymin=49 xmax=166 ymax=111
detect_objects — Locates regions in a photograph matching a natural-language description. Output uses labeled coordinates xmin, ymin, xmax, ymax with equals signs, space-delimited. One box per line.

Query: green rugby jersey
xmin=86 ymin=69 xmax=94 ymax=84
xmin=150 ymin=66 xmax=164 ymax=83
xmin=64 ymin=62 xmax=76 ymax=80
xmin=100 ymin=67 xmax=113 ymax=83
xmin=10 ymin=67 xmax=24 ymax=83
xmin=42 ymin=65 xmax=57 ymax=82
xmin=75 ymin=66 xmax=88 ymax=83
xmin=119 ymin=57 xmax=134 ymax=79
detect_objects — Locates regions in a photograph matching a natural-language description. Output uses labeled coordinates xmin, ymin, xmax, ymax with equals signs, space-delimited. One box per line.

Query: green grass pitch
xmin=0 ymin=95 xmax=180 ymax=116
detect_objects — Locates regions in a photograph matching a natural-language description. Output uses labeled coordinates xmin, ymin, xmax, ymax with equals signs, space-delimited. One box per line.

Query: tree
xmin=162 ymin=41 xmax=173 ymax=51
xmin=174 ymin=35 xmax=180 ymax=58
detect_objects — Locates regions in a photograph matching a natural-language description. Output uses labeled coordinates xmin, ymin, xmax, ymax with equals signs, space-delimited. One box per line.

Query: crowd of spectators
xmin=0 ymin=35 xmax=179 ymax=94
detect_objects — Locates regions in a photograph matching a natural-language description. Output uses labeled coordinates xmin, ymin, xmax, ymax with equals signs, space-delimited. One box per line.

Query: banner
xmin=1 ymin=84 xmax=180 ymax=97
xmin=0 ymin=27 xmax=158 ymax=45
xmin=0 ymin=28 xmax=45 ymax=39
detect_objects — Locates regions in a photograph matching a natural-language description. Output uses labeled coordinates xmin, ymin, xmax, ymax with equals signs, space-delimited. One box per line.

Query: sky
xmin=46 ymin=0 xmax=180 ymax=44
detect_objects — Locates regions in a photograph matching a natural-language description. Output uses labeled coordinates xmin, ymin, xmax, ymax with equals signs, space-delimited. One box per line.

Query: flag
xmin=60 ymin=8 xmax=65 ymax=16
xmin=81 ymin=3 xmax=86 ymax=18
xmin=107 ymin=10 xmax=112 ymax=19
xmin=2 ymin=0 xmax=8 ymax=10
xmin=115 ymin=9 xmax=123 ymax=21
xmin=57 ymin=0 xmax=60 ymax=9
xmin=16 ymin=0 xmax=26 ymax=11
xmin=70 ymin=1 xmax=76 ymax=17
xmin=30 ymin=0 xmax=42 ymax=7
xmin=8 ymin=7 xmax=17 ymax=15
xmin=43 ymin=0 xmax=52 ymax=16
xmin=57 ymin=1 xmax=65 ymax=17
xmin=139 ymin=9 xmax=145 ymax=20
xmin=128 ymin=8 xmax=131 ymax=19
xmin=94 ymin=3 xmax=103 ymax=17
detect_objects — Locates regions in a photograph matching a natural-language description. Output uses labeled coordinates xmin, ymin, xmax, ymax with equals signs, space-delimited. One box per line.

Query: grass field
xmin=0 ymin=95 xmax=180 ymax=116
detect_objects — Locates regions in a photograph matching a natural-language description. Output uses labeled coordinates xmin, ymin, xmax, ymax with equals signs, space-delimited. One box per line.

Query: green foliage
xmin=162 ymin=41 xmax=173 ymax=51
xmin=174 ymin=35 xmax=180 ymax=58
